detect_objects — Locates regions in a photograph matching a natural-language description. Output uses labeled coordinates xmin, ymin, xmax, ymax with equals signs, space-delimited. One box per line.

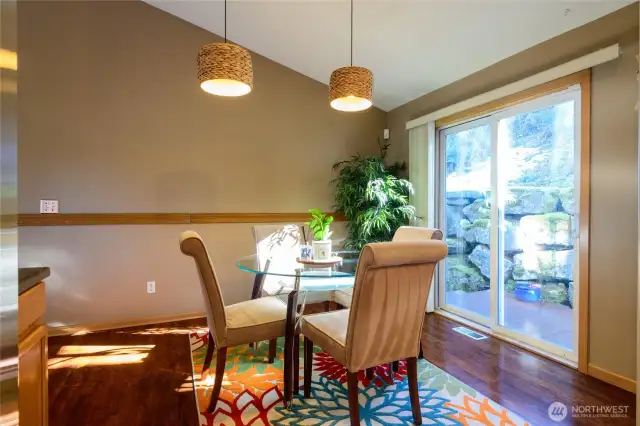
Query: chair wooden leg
xmin=366 ymin=368 xmax=374 ymax=380
xmin=392 ymin=361 xmax=399 ymax=372
xmin=347 ymin=371 xmax=360 ymax=425
xmin=268 ymin=339 xmax=277 ymax=364
xmin=206 ymin=347 xmax=227 ymax=413
xmin=283 ymin=290 xmax=298 ymax=406
xmin=293 ymin=334 xmax=300 ymax=394
xmin=418 ymin=342 xmax=424 ymax=359
xmin=322 ymin=300 xmax=331 ymax=311
xmin=202 ymin=332 xmax=215 ymax=379
xmin=304 ymin=337 xmax=313 ymax=398
xmin=407 ymin=357 xmax=422 ymax=425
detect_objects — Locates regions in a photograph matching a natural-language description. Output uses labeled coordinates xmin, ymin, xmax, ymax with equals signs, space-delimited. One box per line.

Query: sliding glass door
xmin=438 ymin=89 xmax=580 ymax=362
xmin=440 ymin=121 xmax=493 ymax=324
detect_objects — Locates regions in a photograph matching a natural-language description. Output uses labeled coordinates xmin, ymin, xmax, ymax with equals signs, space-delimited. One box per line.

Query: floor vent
xmin=452 ymin=326 xmax=488 ymax=340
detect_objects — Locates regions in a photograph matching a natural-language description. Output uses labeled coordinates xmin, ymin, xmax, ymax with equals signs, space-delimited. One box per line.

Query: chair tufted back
xmin=344 ymin=240 xmax=447 ymax=372
xmin=393 ymin=226 xmax=444 ymax=242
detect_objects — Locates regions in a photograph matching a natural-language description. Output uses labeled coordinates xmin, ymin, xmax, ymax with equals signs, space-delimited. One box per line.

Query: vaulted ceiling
xmin=145 ymin=0 xmax=633 ymax=111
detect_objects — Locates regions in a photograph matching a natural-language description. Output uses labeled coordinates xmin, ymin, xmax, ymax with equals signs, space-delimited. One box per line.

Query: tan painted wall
xmin=387 ymin=3 xmax=638 ymax=381
xmin=590 ymin=37 xmax=638 ymax=382
xmin=17 ymin=1 xmax=384 ymax=326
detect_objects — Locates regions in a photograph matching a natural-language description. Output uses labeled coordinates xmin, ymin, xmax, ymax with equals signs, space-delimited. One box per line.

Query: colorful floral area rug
xmin=189 ymin=331 xmax=532 ymax=426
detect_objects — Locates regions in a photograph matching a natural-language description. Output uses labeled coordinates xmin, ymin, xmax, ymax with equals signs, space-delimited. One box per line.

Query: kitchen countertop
xmin=19 ymin=267 xmax=50 ymax=295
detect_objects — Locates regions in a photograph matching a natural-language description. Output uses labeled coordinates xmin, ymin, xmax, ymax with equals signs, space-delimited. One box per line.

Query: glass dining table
xmin=236 ymin=250 xmax=359 ymax=406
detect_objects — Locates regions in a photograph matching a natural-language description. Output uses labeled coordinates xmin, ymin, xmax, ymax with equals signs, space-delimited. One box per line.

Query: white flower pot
xmin=312 ymin=240 xmax=332 ymax=261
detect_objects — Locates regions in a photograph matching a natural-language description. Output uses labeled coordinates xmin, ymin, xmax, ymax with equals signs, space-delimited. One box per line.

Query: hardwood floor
xmin=48 ymin=319 xmax=207 ymax=426
xmin=423 ymin=314 xmax=635 ymax=425
xmin=48 ymin=313 xmax=636 ymax=426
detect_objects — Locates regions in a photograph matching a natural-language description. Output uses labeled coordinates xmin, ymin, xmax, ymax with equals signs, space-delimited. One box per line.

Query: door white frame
xmin=436 ymin=87 xmax=582 ymax=364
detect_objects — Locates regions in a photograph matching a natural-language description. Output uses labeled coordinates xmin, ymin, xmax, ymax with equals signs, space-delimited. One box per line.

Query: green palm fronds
xmin=332 ymin=141 xmax=415 ymax=250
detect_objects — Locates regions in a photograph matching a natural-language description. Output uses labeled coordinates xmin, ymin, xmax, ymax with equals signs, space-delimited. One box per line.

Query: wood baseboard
xmin=587 ymin=364 xmax=636 ymax=393
xmin=48 ymin=312 xmax=206 ymax=337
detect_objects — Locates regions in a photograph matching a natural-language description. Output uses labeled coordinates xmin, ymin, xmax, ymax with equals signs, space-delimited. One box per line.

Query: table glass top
xmin=236 ymin=251 xmax=359 ymax=279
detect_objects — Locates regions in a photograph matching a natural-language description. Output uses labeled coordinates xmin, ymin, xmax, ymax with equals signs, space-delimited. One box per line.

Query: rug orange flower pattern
xmin=189 ymin=331 xmax=532 ymax=426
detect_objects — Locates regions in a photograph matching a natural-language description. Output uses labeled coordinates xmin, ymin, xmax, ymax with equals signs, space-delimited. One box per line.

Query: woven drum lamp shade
xmin=197 ymin=42 xmax=253 ymax=97
xmin=329 ymin=66 xmax=373 ymax=112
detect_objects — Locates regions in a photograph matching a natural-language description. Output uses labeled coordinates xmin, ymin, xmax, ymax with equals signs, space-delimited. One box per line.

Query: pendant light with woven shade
xmin=329 ymin=0 xmax=373 ymax=112
xmin=197 ymin=0 xmax=253 ymax=97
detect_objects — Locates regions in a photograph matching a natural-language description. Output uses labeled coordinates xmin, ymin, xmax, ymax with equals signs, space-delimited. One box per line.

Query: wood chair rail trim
xmin=18 ymin=212 xmax=346 ymax=227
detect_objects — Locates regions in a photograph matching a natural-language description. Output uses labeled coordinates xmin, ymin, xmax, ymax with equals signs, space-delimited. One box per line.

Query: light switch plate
xmin=40 ymin=199 xmax=59 ymax=214
xmin=383 ymin=128 xmax=390 ymax=140
xmin=147 ymin=281 xmax=156 ymax=294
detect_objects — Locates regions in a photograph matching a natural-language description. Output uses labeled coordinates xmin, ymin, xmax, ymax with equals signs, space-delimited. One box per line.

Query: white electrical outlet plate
xmin=40 ymin=200 xmax=59 ymax=214
xmin=147 ymin=281 xmax=156 ymax=294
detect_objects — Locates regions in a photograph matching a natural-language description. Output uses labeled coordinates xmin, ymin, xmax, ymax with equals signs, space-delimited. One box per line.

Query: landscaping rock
xmin=445 ymin=256 xmax=488 ymax=292
xmin=568 ymin=281 xmax=574 ymax=308
xmin=468 ymin=245 xmax=513 ymax=280
xmin=461 ymin=218 xmax=490 ymax=245
xmin=504 ymin=189 xmax=560 ymax=216
xmin=446 ymin=190 xmax=485 ymax=206
xmin=503 ymin=220 xmax=523 ymax=254
xmin=519 ymin=213 xmax=572 ymax=248
xmin=446 ymin=205 xmax=466 ymax=238
xmin=556 ymin=188 xmax=575 ymax=215
xmin=540 ymin=282 xmax=569 ymax=305
xmin=512 ymin=250 xmax=574 ymax=281
xmin=463 ymin=199 xmax=490 ymax=222
xmin=446 ymin=238 xmax=470 ymax=255
xmin=461 ymin=218 xmax=522 ymax=253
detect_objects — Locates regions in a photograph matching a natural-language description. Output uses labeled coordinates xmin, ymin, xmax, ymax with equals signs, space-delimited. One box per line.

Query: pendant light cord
xmin=224 ymin=0 xmax=227 ymax=43
xmin=350 ymin=0 xmax=353 ymax=66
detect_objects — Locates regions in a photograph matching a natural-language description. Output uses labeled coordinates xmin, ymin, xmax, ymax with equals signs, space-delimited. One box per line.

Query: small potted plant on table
xmin=306 ymin=209 xmax=333 ymax=261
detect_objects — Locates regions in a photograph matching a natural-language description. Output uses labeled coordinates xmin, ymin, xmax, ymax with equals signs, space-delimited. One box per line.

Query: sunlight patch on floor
xmin=175 ymin=372 xmax=226 ymax=393
xmin=57 ymin=345 xmax=155 ymax=355
xmin=117 ymin=327 xmax=207 ymax=336
xmin=49 ymin=345 xmax=156 ymax=369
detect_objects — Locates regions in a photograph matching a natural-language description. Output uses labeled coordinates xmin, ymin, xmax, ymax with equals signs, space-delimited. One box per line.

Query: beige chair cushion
xmin=334 ymin=288 xmax=353 ymax=307
xmin=181 ymin=231 xmax=290 ymax=349
xmin=301 ymin=309 xmax=349 ymax=366
xmin=225 ymin=296 xmax=287 ymax=347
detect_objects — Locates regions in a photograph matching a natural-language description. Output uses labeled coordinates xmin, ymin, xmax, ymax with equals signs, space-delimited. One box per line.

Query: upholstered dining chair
xmin=180 ymin=231 xmax=291 ymax=413
xmin=301 ymin=241 xmax=447 ymax=425
xmin=333 ymin=226 xmax=444 ymax=307
xmin=252 ymin=224 xmax=337 ymax=308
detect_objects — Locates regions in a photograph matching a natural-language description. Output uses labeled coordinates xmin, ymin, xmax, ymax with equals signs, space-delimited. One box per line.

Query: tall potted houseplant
xmin=332 ymin=139 xmax=415 ymax=250
xmin=306 ymin=209 xmax=334 ymax=260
